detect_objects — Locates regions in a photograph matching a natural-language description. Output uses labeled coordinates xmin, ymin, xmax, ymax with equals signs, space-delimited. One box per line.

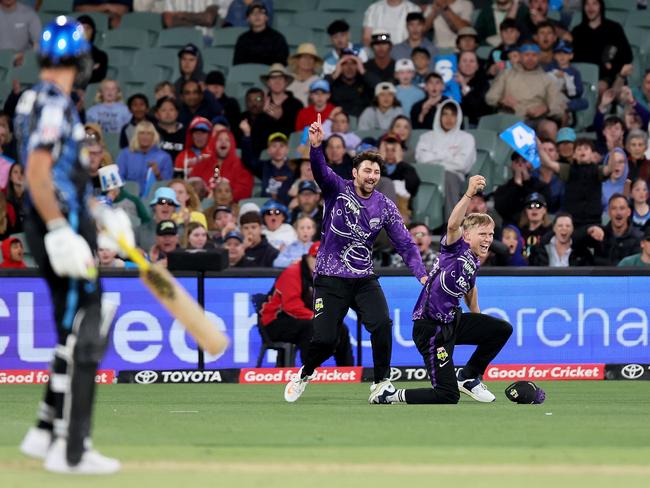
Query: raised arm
xmin=537 ymin=137 xmax=561 ymax=174
xmin=309 ymin=113 xmax=340 ymax=195
xmin=447 ymin=175 xmax=485 ymax=246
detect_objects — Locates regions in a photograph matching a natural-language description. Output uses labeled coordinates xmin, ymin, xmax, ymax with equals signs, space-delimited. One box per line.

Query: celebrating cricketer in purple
xmin=284 ymin=114 xmax=427 ymax=403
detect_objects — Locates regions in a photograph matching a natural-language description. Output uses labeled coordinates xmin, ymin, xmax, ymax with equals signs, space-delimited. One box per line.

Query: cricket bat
xmin=116 ymin=236 xmax=229 ymax=356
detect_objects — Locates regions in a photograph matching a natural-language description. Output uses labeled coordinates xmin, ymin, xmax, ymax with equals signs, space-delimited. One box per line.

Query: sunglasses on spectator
xmin=412 ymin=231 xmax=427 ymax=238
xmin=527 ymin=203 xmax=544 ymax=209
xmin=156 ymin=199 xmax=176 ymax=206
xmin=264 ymin=209 xmax=283 ymax=216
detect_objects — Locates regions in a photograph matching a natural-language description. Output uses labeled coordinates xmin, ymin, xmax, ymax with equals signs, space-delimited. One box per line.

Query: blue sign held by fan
xmin=499 ymin=122 xmax=540 ymax=168
xmin=433 ymin=54 xmax=461 ymax=102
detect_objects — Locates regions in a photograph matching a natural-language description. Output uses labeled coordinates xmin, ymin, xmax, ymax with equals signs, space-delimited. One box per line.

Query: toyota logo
xmin=389 ymin=367 xmax=402 ymax=381
xmin=134 ymin=370 xmax=158 ymax=384
xmin=621 ymin=364 xmax=644 ymax=380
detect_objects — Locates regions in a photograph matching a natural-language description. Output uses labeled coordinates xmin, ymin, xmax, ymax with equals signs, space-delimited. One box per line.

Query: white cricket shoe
xmin=284 ymin=366 xmax=316 ymax=403
xmin=20 ymin=427 xmax=52 ymax=459
xmin=368 ymin=379 xmax=397 ymax=404
xmin=456 ymin=368 xmax=495 ymax=403
xmin=44 ymin=438 xmax=121 ymax=475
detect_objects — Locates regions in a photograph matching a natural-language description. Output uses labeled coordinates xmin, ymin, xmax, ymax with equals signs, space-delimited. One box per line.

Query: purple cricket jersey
xmin=412 ymin=235 xmax=481 ymax=323
xmin=310 ymin=145 xmax=426 ymax=280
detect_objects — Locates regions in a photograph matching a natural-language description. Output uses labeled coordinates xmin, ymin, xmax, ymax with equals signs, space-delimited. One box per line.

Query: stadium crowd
xmin=2 ymin=0 xmax=650 ymax=271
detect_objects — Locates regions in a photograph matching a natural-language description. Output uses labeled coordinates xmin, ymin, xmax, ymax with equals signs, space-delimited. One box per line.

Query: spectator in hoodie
xmin=174 ymin=116 xmax=212 ymax=179
xmin=178 ymin=79 xmax=222 ymax=129
xmin=191 ymin=128 xmax=253 ymax=202
xmin=119 ymin=93 xmax=152 ymax=149
xmin=155 ymin=96 xmax=186 ymax=163
xmin=498 ymin=225 xmax=529 ymax=266
xmin=205 ymin=71 xmax=241 ymax=135
xmin=295 ymin=79 xmax=335 ymax=133
xmin=601 ymin=148 xmax=630 ymax=215
xmin=241 ymin=128 xmax=295 ymax=205
xmin=415 ymin=98 xmax=476 ymax=219
xmin=273 ymin=215 xmax=317 ymax=268
xmin=410 ymin=72 xmax=447 ymax=129
xmin=174 ymin=44 xmax=206 ymax=97
xmin=86 ymin=79 xmax=132 ymax=134
xmin=457 ymin=50 xmax=492 ymax=126
xmin=529 ymin=212 xmax=594 ymax=267
xmin=0 ymin=236 xmax=26 ymax=269
xmin=240 ymin=210 xmax=279 ymax=267
xmin=77 ymin=14 xmax=108 ymax=84
xmin=261 ymin=200 xmax=297 ymax=251
xmin=394 ymin=58 xmax=425 ymax=117
xmin=260 ymin=64 xmax=304 ymax=137
xmin=233 ymin=2 xmax=289 ymax=66
xmin=117 ymin=121 xmax=173 ymax=196
xmin=359 ymin=82 xmax=404 ymax=131
xmin=287 ymin=44 xmax=324 ymax=107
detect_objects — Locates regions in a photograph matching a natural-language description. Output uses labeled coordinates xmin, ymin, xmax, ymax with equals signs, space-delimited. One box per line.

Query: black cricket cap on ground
xmin=327 ymin=19 xmax=349 ymax=36
xmin=505 ymin=381 xmax=546 ymax=404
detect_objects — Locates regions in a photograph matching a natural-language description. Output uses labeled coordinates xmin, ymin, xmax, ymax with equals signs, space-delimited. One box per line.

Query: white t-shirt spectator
xmin=363 ymin=0 xmax=421 ymax=45
xmin=424 ymin=0 xmax=474 ymax=49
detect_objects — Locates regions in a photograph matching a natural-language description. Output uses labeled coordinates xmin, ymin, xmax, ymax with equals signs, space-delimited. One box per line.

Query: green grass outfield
xmin=1 ymin=381 xmax=649 ymax=488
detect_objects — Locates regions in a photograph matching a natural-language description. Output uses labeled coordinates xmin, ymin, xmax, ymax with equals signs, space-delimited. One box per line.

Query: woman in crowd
xmin=287 ymin=43 xmax=323 ymax=106
xmin=389 ymin=115 xmax=416 ymax=162
xmin=4 ymin=162 xmax=24 ymax=233
xmin=358 ymin=83 xmax=403 ymax=131
xmin=169 ymin=178 xmax=208 ymax=228
xmin=457 ymin=50 xmax=491 ymax=127
xmin=630 ymin=178 xmax=650 ymax=230
xmin=183 ymin=221 xmax=215 ymax=250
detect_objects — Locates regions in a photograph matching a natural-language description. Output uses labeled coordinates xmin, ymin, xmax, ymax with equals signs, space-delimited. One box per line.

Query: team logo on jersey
xmin=315 ymin=298 xmax=324 ymax=312
xmin=369 ymin=217 xmax=381 ymax=229
xmin=436 ymin=347 xmax=448 ymax=362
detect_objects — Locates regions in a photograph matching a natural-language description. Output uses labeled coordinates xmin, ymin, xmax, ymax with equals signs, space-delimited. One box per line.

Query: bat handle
xmin=117 ymin=235 xmax=150 ymax=270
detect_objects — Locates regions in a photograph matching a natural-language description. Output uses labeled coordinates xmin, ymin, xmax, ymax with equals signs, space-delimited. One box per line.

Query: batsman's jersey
xmin=310 ymin=145 xmax=425 ymax=280
xmin=14 ymin=81 xmax=91 ymax=219
xmin=412 ymin=236 xmax=480 ymax=323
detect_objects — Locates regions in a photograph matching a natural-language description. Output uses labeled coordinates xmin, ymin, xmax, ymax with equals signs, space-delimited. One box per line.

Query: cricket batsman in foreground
xmin=15 ymin=17 xmax=135 ymax=474
xmin=284 ymin=114 xmax=427 ymax=403
xmin=373 ymin=175 xmax=513 ymax=404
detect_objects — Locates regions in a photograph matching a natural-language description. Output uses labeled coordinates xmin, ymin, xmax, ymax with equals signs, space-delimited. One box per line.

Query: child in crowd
xmin=394 ymin=58 xmax=425 ymax=116
xmin=273 ymin=215 xmax=317 ymax=268
xmin=631 ymin=178 xmax=650 ymax=230
xmin=546 ymin=41 xmax=588 ymax=115
xmin=411 ymin=47 xmax=432 ymax=88
xmin=500 ymin=225 xmax=528 ymax=266
xmin=119 ymin=93 xmax=151 ymax=149
xmin=86 ymin=79 xmax=132 ymax=134
xmin=0 ymin=236 xmax=26 ymax=268
xmin=261 ymin=200 xmax=297 ymax=251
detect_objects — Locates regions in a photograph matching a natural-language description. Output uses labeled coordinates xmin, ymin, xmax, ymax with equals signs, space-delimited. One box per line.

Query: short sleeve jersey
xmin=412 ymin=235 xmax=480 ymax=323
xmin=14 ymin=81 xmax=91 ymax=219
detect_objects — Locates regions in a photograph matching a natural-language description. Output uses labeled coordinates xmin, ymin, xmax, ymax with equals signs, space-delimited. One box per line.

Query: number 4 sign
xmin=499 ymin=122 xmax=540 ymax=168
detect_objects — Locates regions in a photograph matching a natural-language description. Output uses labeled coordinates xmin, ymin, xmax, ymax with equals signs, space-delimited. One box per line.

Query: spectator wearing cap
xmin=240 ymin=87 xmax=276 ymax=158
xmin=591 ymin=193 xmax=642 ymax=266
xmin=394 ymin=59 xmax=426 ymax=116
xmin=295 ymin=80 xmax=336 ymax=132
xmin=359 ymin=83 xmax=404 ymax=131
xmin=205 ymin=71 xmax=242 ymax=136
xmin=455 ymin=26 xmax=479 ymax=53
xmin=529 ymin=212 xmax=594 ymax=267
xmin=323 ymin=20 xmax=369 ymax=77
xmin=326 ymin=51 xmax=374 ymax=117
xmin=494 ymin=152 xmax=551 ymax=226
xmin=362 ymin=0 xmax=421 ymax=46
xmin=178 ymin=79 xmax=223 ymax=130
xmin=208 ymin=205 xmax=236 ymax=241
xmin=379 ymin=132 xmax=420 ymax=217
xmin=364 ymin=31 xmax=396 ymax=89
xmin=618 ymin=227 xmax=650 ymax=267
xmin=259 ymin=63 xmax=304 ymax=137
xmin=0 ymin=236 xmax=27 ymax=269
xmin=287 ymin=44 xmax=324 ymax=107
xmin=532 ymin=138 xmax=565 ymax=213
xmin=273 ymin=215 xmax=317 ymax=268
xmin=77 ymin=15 xmax=107 ymax=85
xmin=119 ymin=93 xmax=154 ymax=149
xmin=556 ymin=127 xmax=576 ymax=162
xmin=233 ymin=2 xmax=289 ymax=66
xmin=322 ymin=107 xmax=361 ymax=153
xmin=625 ymin=129 xmax=650 ymax=182
xmin=173 ymin=116 xmax=213 ymax=179
xmin=136 ymin=187 xmax=181 ymax=250
xmin=519 ymin=192 xmax=552 ymax=257
xmin=485 ymin=42 xmax=566 ymax=123
xmin=390 ymin=222 xmax=438 ymax=271
xmin=290 ymin=179 xmax=323 ymax=230
xmin=571 ymin=0 xmax=632 ymax=88
xmin=422 ymin=0 xmax=473 ymax=50
xmin=486 ymin=18 xmax=521 ymax=79
xmin=117 ymin=120 xmax=173 ymax=197
xmin=324 ymin=134 xmax=354 ymax=180
xmin=240 ymin=210 xmax=279 ymax=267
xmin=174 ymin=43 xmax=206 ymax=97
xmin=223 ymin=231 xmax=248 ymax=267
xmin=241 ymin=130 xmax=295 ymax=205
xmin=545 ymin=40 xmax=588 ymax=115
xmin=391 ymin=12 xmax=437 ymax=66
xmin=457 ymin=51 xmax=492 ymax=126
xmin=155 ymin=97 xmax=186 ymax=164
xmin=415 ymin=98 xmax=475 ymax=219
xmin=261 ymin=200 xmax=297 ymax=251
xmin=474 ymin=0 xmax=528 ymax=47
xmin=150 ymin=220 xmax=181 ymax=266
xmin=410 ymin=72 xmax=447 ymax=130
xmin=223 ymin=0 xmax=273 ymax=27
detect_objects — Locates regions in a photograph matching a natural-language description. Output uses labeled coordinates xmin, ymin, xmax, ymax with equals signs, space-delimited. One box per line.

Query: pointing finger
xmin=317 ymin=113 xmax=321 ymax=125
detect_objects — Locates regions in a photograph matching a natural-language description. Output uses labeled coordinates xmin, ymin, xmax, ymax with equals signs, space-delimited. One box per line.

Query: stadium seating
xmin=476 ymin=113 xmax=522 ymax=133
xmin=40 ymin=0 xmax=73 ymax=17
xmin=103 ymin=29 xmax=153 ymax=65
xmin=605 ymin=0 xmax=640 ymax=12
xmin=119 ymin=12 xmax=162 ymax=45
xmin=132 ymin=48 xmax=179 ymax=81
xmin=275 ymin=0 xmax=318 ymax=15
xmin=123 ymin=180 xmax=140 ymax=197
xmin=412 ymin=164 xmax=445 ymax=231
xmin=212 ymin=27 xmax=247 ymax=49
xmin=156 ymin=28 xmax=203 ymax=50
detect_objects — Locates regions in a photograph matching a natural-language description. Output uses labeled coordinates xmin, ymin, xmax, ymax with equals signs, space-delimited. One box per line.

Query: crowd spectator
xmin=379 ymin=132 xmax=420 ymax=206
xmin=261 ymin=200 xmax=297 ymax=251
xmin=295 ymin=80 xmax=335 ymax=133
xmin=137 ymin=187 xmax=179 ymax=250
xmin=630 ymin=179 xmax=650 ymax=230
xmin=571 ymin=0 xmax=632 ymax=88
xmin=162 ymin=1 xmax=220 ymax=40
xmin=154 ymin=81 xmax=175 ymax=102
xmin=0 ymin=191 xmax=18 ymax=242
xmin=359 ymin=83 xmax=404 ymax=131
xmin=601 ymin=148 xmax=629 ymax=213
xmin=494 ymin=152 xmax=551 ymax=226
xmin=4 ymin=162 xmax=24 ymax=232
xmin=592 ymin=193 xmax=642 ymax=265
xmin=532 ymin=20 xmax=557 ymax=69
xmin=632 ymin=70 xmax=650 ymax=112
xmin=324 ymin=134 xmax=353 ymax=180
xmin=499 ymin=224 xmax=528 ymax=266
xmin=289 ymin=181 xmax=323 ymax=233
xmin=415 ymin=99 xmax=475 ymax=218
xmin=410 ymin=72 xmax=446 ymax=129
xmin=0 ymin=236 xmax=26 ymax=269
xmin=364 ymin=31 xmax=396 ymax=89
xmin=394 ymin=59 xmax=425 ymax=117
xmin=326 ymin=52 xmax=374 ymax=117
xmin=86 ymin=79 xmax=132 ymax=134
xmin=223 ymin=0 xmax=273 ymax=27
xmin=0 ymin=123 xmax=13 ymax=191
xmin=150 ymin=219 xmax=181 ymax=266
xmin=519 ymin=192 xmax=552 ymax=257
xmin=388 ymin=115 xmax=415 ymax=162
xmin=242 ymin=131 xmax=295 ymax=205
xmin=96 ymin=244 xmax=125 ymax=268
xmin=485 ymin=43 xmax=566 ymax=124
xmin=0 ymin=114 xmax=16 ymax=163
xmin=556 ymin=127 xmax=576 ymax=162
xmin=233 ymin=2 xmax=289 ymax=66
xmin=392 ymin=12 xmax=436 ymax=64
xmin=117 ymin=121 xmax=173 ymax=196
xmin=0 ymin=0 xmax=40 ymax=56
xmin=529 ymin=212 xmax=594 ymax=267
xmin=467 ymin=191 xmax=503 ymax=234
xmin=204 ymin=128 xmax=253 ymax=201
xmin=424 ymin=0 xmax=473 ymax=50
xmin=178 ymin=79 xmax=222 ymax=129
xmin=173 ymin=116 xmax=213 ymax=179
xmin=273 ymin=215 xmax=317 ymax=268
xmin=77 ymin=15 xmax=108 ymax=85
xmin=287 ymin=44 xmax=323 ymax=107
xmin=455 ymin=26 xmax=480 ymax=53
xmin=209 ymin=204 xmax=237 ymax=243
xmin=533 ymin=138 xmax=565 ymax=212
xmin=155 ymin=97 xmax=186 ymax=163
xmin=475 ymin=0 xmax=528 ymax=47
xmin=87 ymin=138 xmax=106 ymax=195
xmin=240 ymin=210 xmax=279 ymax=266
xmin=98 ymin=163 xmax=150 ymax=228
xmin=240 ymin=87 xmax=274 ymax=157
xmin=260 ymin=64 xmax=304 ymax=136
xmin=411 ymin=46 xmax=433 ymax=87
xmin=205 ymin=71 xmax=241 ymax=135
xmin=322 ymin=107 xmax=361 ymax=153
xmin=174 ymin=44 xmax=205 ymax=96
xmin=362 ymin=0 xmax=421 ymax=46
xmin=545 ymin=40 xmax=588 ymax=116
xmin=223 ymin=231 xmax=248 ymax=267
xmin=287 ymin=159 xmax=316 ymax=203
xmin=457 ymin=50 xmax=491 ymax=126
xmin=119 ymin=93 xmax=151 ymax=149
xmin=390 ymin=222 xmax=437 ymax=270
xmin=486 ymin=18 xmax=521 ymax=79
xmin=323 ymin=20 xmax=369 ymax=76
xmin=182 ymin=222 xmax=214 ymax=250
xmin=169 ymin=178 xmax=208 ymax=228
xmin=618 ymin=227 xmax=650 ymax=267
